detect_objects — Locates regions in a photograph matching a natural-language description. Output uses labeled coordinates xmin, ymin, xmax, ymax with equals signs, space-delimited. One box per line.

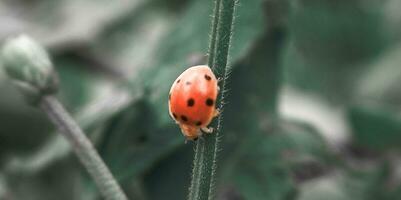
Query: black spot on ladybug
xmin=177 ymin=79 xmax=181 ymax=83
xmin=186 ymin=81 xmax=191 ymax=85
xmin=181 ymin=115 xmax=188 ymax=122
xmin=196 ymin=121 xmax=202 ymax=126
xmin=205 ymin=74 xmax=211 ymax=81
xmin=187 ymin=98 xmax=195 ymax=107
xmin=206 ymin=98 xmax=214 ymax=106
xmin=172 ymin=113 xmax=178 ymax=119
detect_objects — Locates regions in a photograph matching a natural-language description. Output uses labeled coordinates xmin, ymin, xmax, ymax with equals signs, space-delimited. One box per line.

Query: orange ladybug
xmin=168 ymin=65 xmax=219 ymax=141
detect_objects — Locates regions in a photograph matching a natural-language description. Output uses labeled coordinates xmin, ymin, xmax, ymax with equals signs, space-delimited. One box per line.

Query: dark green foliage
xmin=348 ymin=104 xmax=401 ymax=151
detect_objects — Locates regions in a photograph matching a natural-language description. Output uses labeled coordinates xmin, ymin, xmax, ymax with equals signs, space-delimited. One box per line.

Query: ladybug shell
xmin=168 ymin=65 xmax=218 ymax=140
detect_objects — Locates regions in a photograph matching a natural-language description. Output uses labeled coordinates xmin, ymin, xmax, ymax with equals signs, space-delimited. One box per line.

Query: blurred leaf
xmin=98 ymin=100 xmax=183 ymax=181
xmin=283 ymin=0 xmax=389 ymax=104
xmin=53 ymin=54 xmax=93 ymax=109
xmin=223 ymin=26 xmax=285 ymax=132
xmin=290 ymin=0 xmax=386 ymax=66
xmin=94 ymin=0 xmax=190 ymax=76
xmin=5 ymin=159 xmax=81 ymax=200
xmin=0 ymin=72 xmax=52 ymax=159
xmin=348 ymin=104 xmax=401 ymax=151
xmin=0 ymin=0 xmax=147 ymax=47
xmin=356 ymin=43 xmax=401 ymax=106
xmin=222 ymin=120 xmax=331 ymax=200
xmin=298 ymin=163 xmax=395 ymax=200
xmin=143 ymin=144 xmax=194 ymax=200
xmin=0 ymin=173 xmax=8 ymax=198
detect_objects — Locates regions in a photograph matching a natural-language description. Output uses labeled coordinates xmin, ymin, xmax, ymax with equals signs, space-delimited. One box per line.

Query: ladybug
xmin=168 ymin=65 xmax=219 ymax=141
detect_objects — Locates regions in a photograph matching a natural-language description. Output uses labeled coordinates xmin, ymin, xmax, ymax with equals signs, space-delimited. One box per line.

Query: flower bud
xmin=1 ymin=35 xmax=58 ymax=104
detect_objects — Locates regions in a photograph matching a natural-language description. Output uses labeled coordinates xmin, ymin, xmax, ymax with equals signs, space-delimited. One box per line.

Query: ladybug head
xmin=179 ymin=123 xmax=200 ymax=140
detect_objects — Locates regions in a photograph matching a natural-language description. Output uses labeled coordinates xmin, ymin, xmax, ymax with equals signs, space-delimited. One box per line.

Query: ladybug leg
xmin=201 ymin=127 xmax=214 ymax=134
xmin=185 ymin=136 xmax=198 ymax=143
xmin=217 ymin=77 xmax=223 ymax=92
xmin=195 ymin=130 xmax=203 ymax=140
xmin=213 ymin=109 xmax=220 ymax=117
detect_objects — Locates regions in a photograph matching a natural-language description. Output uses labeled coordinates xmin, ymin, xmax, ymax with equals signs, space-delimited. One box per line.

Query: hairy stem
xmin=207 ymin=0 xmax=221 ymax=68
xmin=40 ymin=95 xmax=128 ymax=200
xmin=189 ymin=0 xmax=236 ymax=199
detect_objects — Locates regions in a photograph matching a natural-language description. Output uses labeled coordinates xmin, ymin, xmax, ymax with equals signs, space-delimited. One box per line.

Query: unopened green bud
xmin=1 ymin=35 xmax=58 ymax=104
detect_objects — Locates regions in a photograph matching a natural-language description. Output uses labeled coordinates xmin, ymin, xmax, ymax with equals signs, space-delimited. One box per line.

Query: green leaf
xmin=143 ymin=145 xmax=194 ymax=200
xmin=98 ymin=100 xmax=184 ymax=181
xmin=4 ymin=160 xmax=81 ymax=200
xmin=0 ymin=0 xmax=147 ymax=47
xmin=52 ymin=54 xmax=94 ymax=109
xmin=298 ymin=163 xmax=392 ymax=200
xmin=0 ymin=78 xmax=52 ymax=159
xmin=289 ymin=0 xmax=386 ymax=66
xmin=355 ymin=43 xmax=401 ymax=105
xmin=223 ymin=120 xmax=331 ymax=200
xmin=283 ymin=0 xmax=389 ymax=104
xmin=348 ymin=104 xmax=401 ymax=151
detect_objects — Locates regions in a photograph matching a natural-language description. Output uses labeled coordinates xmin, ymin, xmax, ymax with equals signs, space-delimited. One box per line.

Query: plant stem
xmin=207 ymin=0 xmax=221 ymax=68
xmin=40 ymin=95 xmax=128 ymax=200
xmin=189 ymin=0 xmax=236 ymax=199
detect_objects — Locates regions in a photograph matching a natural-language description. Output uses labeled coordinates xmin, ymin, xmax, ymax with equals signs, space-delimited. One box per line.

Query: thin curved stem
xmin=188 ymin=0 xmax=237 ymax=199
xmin=40 ymin=95 xmax=128 ymax=200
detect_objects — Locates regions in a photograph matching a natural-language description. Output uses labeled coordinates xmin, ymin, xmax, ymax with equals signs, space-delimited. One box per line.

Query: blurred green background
xmin=1 ymin=0 xmax=401 ymax=199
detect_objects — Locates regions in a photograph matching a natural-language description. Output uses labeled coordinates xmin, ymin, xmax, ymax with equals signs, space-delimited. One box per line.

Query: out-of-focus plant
xmin=1 ymin=35 xmax=127 ymax=200
xmin=1 ymin=0 xmax=401 ymax=199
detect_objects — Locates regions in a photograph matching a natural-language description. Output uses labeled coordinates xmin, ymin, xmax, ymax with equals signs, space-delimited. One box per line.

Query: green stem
xmin=40 ymin=95 xmax=128 ymax=200
xmin=189 ymin=0 xmax=236 ymax=199
xmin=207 ymin=0 xmax=221 ymax=68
